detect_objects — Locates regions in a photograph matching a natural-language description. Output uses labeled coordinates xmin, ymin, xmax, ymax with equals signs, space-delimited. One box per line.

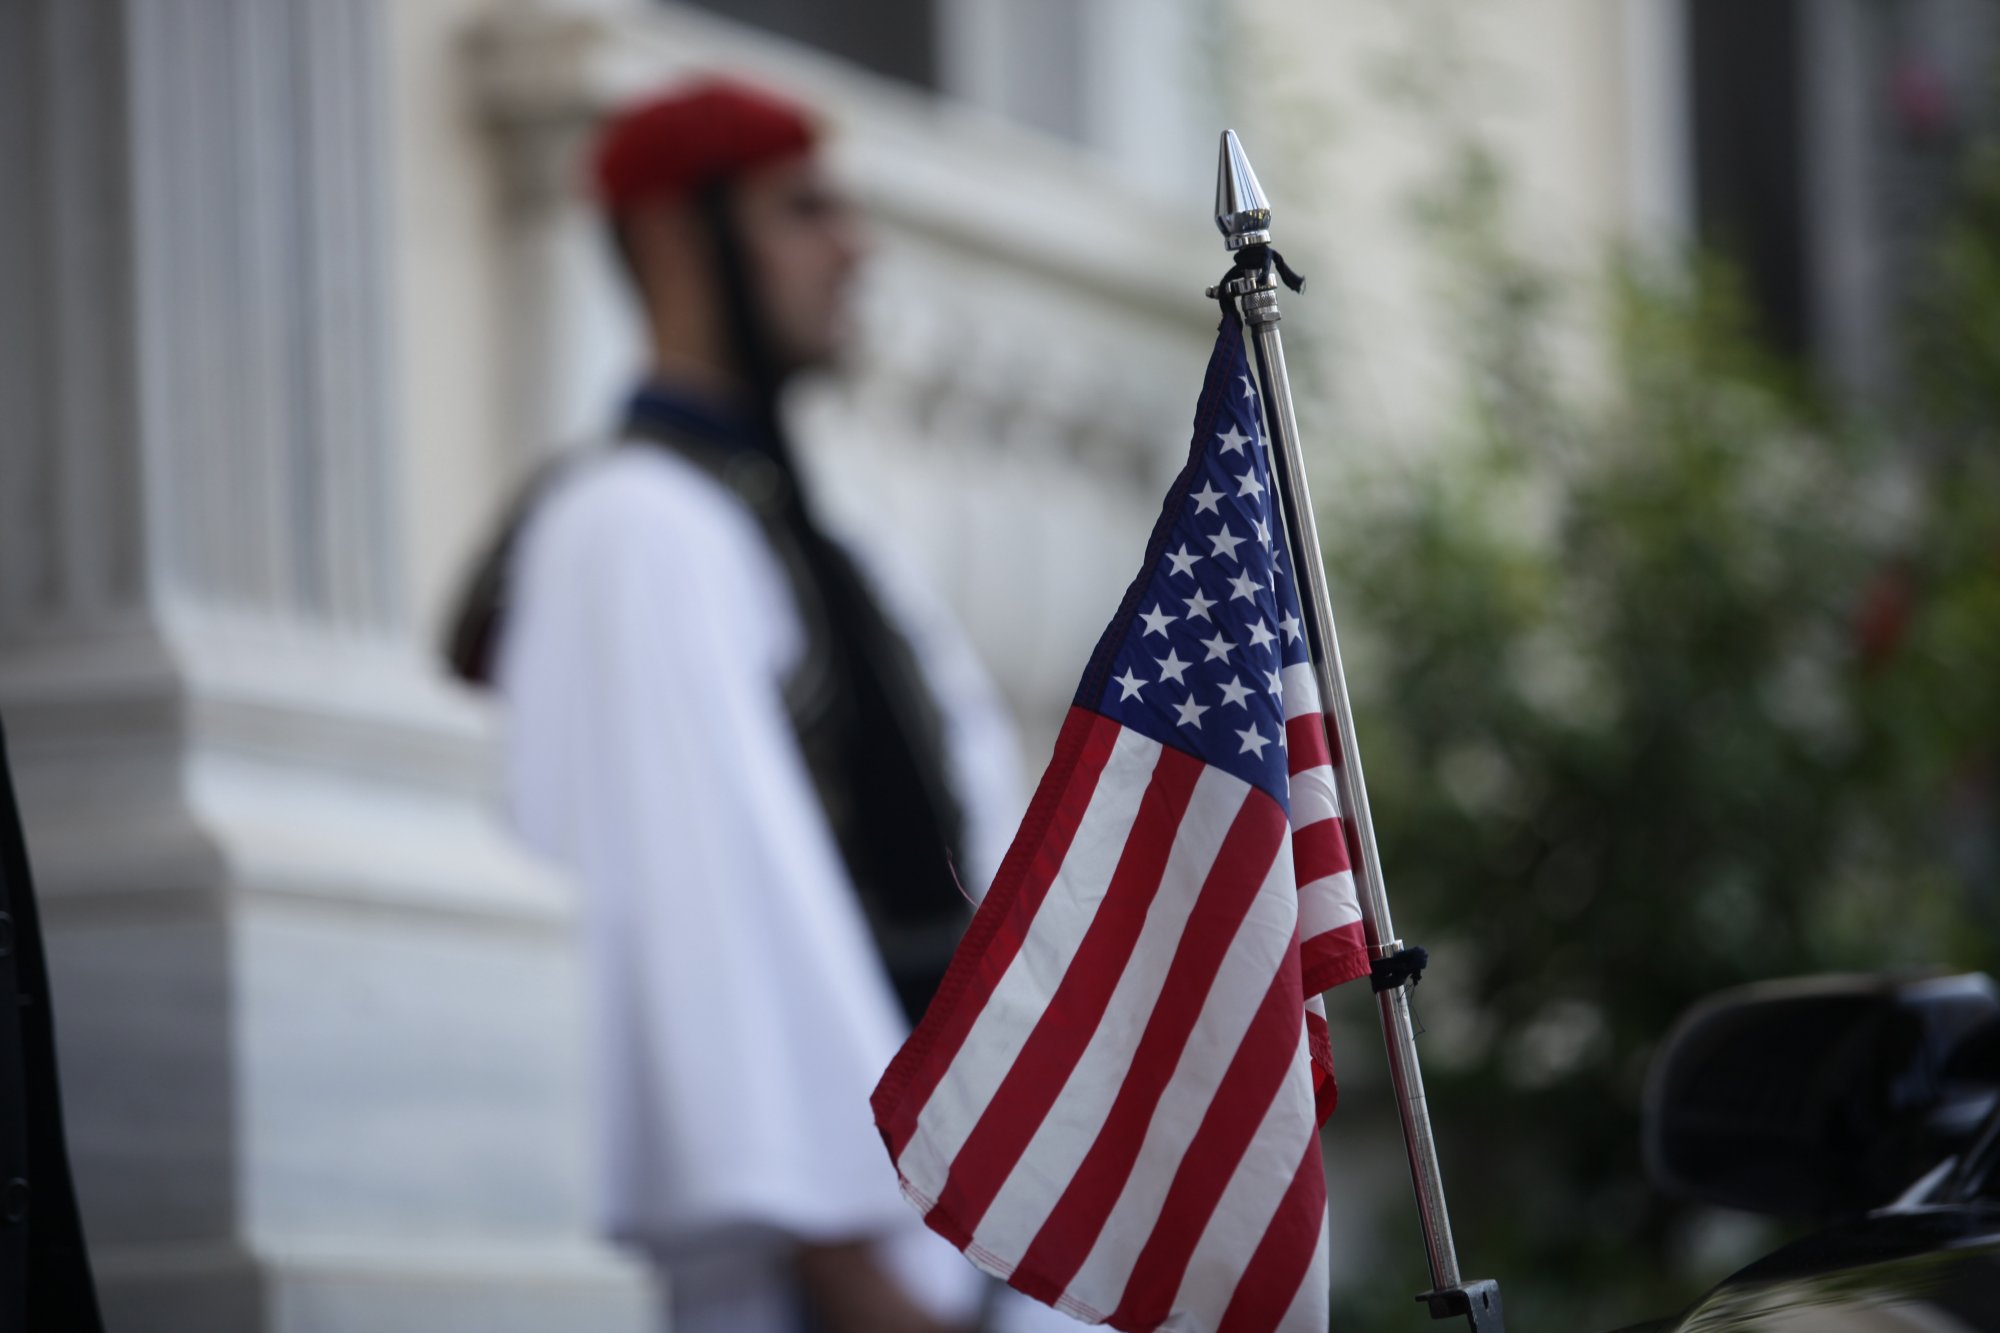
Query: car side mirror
xmin=1643 ymin=972 xmax=2000 ymax=1216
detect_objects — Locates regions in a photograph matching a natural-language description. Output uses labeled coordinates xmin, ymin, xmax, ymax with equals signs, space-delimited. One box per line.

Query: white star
xmin=1254 ymin=516 xmax=1272 ymax=547
xmin=1218 ymin=675 xmax=1253 ymax=708
xmin=1190 ymin=482 xmax=1224 ymax=516
xmin=1239 ymin=374 xmax=1258 ymax=402
xmin=1184 ymin=589 xmax=1217 ymax=621
xmin=1200 ymin=630 xmax=1236 ymax=663
xmin=1228 ymin=570 xmax=1260 ymax=602
xmin=1139 ymin=604 xmax=1175 ymax=637
xmin=1247 ymin=620 xmax=1278 ymax=651
xmin=1237 ymin=724 xmax=1270 ymax=758
xmin=1236 ymin=471 xmax=1266 ymax=501
xmin=1266 ymin=669 xmax=1284 ymax=696
xmin=1113 ymin=667 xmax=1146 ymax=701
xmin=1209 ymin=526 xmax=1246 ymax=560
xmin=1280 ymin=611 xmax=1302 ymax=644
xmin=1173 ymin=694 xmax=1210 ymax=729
xmin=1157 ymin=649 xmax=1191 ymax=685
xmin=1217 ymin=425 xmax=1251 ymax=456
xmin=1166 ymin=544 xmax=1201 ymax=578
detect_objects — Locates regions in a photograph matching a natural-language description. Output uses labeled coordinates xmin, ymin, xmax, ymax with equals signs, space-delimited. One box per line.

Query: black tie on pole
xmin=1370 ymin=945 xmax=1430 ymax=994
xmin=1213 ymin=243 xmax=1306 ymax=320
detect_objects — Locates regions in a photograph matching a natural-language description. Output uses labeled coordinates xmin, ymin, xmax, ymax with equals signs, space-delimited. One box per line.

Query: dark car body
xmin=1613 ymin=973 xmax=2000 ymax=1332
xmin=1619 ymin=1206 xmax=2000 ymax=1331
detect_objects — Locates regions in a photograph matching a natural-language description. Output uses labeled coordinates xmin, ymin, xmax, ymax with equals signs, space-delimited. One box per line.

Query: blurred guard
xmin=0 ymin=718 xmax=105 ymax=1330
xmin=446 ymin=80 xmax=1069 ymax=1333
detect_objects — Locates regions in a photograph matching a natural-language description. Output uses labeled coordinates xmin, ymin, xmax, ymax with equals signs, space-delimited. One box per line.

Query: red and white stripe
xmin=873 ymin=679 xmax=1369 ymax=1331
xmin=1282 ymin=661 xmax=1370 ymax=1127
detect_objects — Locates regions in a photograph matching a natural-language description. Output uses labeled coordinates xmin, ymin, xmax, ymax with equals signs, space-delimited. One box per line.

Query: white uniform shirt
xmin=498 ymin=445 xmax=1071 ymax=1331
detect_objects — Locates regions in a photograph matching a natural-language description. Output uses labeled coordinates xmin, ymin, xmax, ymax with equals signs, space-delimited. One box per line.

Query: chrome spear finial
xmin=1214 ymin=129 xmax=1272 ymax=250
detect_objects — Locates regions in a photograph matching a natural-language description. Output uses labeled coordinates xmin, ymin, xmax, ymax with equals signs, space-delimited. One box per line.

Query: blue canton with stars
xmin=1075 ymin=314 xmax=1313 ymax=808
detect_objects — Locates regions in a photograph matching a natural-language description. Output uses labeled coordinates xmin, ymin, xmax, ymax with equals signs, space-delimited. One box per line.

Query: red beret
xmin=592 ymin=77 xmax=819 ymax=214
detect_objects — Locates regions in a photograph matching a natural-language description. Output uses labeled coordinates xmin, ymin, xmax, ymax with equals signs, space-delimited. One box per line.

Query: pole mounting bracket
xmin=1420 ymin=1278 xmax=1505 ymax=1332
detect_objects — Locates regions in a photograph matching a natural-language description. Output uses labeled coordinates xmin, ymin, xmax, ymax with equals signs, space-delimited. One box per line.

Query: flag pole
xmin=1209 ymin=130 xmax=1505 ymax=1333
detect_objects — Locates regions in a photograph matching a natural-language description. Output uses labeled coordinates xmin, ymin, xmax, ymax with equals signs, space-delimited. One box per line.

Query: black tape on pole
xmin=1370 ymin=945 xmax=1430 ymax=994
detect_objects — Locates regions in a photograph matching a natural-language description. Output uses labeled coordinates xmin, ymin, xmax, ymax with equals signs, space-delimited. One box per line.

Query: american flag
xmin=873 ymin=314 xmax=1371 ymax=1331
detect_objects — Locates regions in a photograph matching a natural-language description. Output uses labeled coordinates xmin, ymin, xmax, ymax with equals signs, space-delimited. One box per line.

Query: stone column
xmin=0 ymin=2 xmax=651 ymax=1329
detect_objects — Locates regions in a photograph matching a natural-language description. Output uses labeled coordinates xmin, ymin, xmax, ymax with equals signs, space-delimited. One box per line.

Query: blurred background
xmin=4 ymin=0 xmax=1999 ymax=1329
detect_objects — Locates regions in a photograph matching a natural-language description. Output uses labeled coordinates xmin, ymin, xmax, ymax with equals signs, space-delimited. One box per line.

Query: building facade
xmin=0 ymin=1 xmax=1727 ymax=1328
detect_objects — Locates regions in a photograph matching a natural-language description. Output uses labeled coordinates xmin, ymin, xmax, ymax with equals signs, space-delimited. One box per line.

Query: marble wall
xmin=0 ymin=1 xmax=649 ymax=1327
